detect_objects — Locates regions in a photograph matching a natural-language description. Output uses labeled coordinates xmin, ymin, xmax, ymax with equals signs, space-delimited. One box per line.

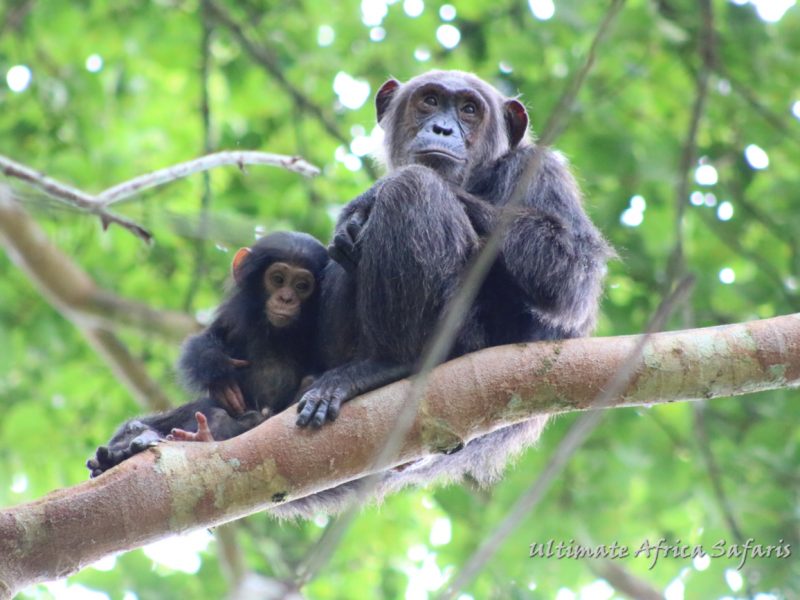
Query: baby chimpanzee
xmin=87 ymin=231 xmax=328 ymax=477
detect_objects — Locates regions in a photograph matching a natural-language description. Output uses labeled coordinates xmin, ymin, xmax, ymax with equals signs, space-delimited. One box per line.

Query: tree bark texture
xmin=1 ymin=313 xmax=798 ymax=598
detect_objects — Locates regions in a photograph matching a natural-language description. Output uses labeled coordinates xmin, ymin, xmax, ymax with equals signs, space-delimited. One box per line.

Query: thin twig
xmin=664 ymin=0 xmax=714 ymax=298
xmin=437 ymin=277 xmax=694 ymax=599
xmin=0 ymin=155 xmax=153 ymax=242
xmin=83 ymin=327 xmax=172 ymax=411
xmin=695 ymin=208 xmax=798 ymax=310
xmin=0 ymin=186 xmax=199 ymax=341
xmin=693 ymin=406 xmax=746 ymax=543
xmin=539 ymin=0 xmax=627 ymax=143
xmin=206 ymin=0 xmax=379 ymax=181
xmin=588 ymin=558 xmax=664 ymax=600
xmin=1 ymin=151 xmax=319 ymax=241
xmin=693 ymin=404 xmax=756 ymax=598
xmin=183 ymin=1 xmax=215 ymax=312
xmin=716 ymin=66 xmax=795 ymax=136
xmin=0 ymin=0 xmax=35 ymax=36
xmin=296 ymin=0 xmax=626 ymax=584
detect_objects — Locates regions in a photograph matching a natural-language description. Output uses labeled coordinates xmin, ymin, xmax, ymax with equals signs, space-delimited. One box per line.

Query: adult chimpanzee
xmin=280 ymin=70 xmax=612 ymax=517
xmin=87 ymin=231 xmax=328 ymax=477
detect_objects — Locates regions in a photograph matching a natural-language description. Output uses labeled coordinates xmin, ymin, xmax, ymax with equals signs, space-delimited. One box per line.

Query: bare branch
xmin=1 ymin=151 xmax=319 ymax=240
xmin=1 ymin=313 xmax=798 ymax=597
xmin=539 ymin=0 xmax=626 ymax=143
xmin=588 ymin=559 xmax=664 ymax=600
xmin=0 ymin=187 xmax=199 ymax=339
xmin=0 ymin=154 xmax=153 ymax=242
xmin=665 ymin=0 xmax=714 ymax=295
xmin=0 ymin=187 xmax=199 ymax=408
xmin=83 ymin=327 xmax=173 ymax=411
xmin=205 ymin=0 xmax=379 ymax=181
xmin=183 ymin=1 xmax=216 ymax=311
xmin=98 ymin=151 xmax=319 ymax=205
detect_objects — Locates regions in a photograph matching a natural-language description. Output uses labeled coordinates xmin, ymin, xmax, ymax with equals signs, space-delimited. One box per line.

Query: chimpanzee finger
xmin=220 ymin=387 xmax=234 ymax=412
xmin=328 ymin=244 xmax=357 ymax=274
xmin=229 ymin=358 xmax=250 ymax=368
xmin=167 ymin=428 xmax=193 ymax=442
xmin=311 ymin=397 xmax=331 ymax=428
xmin=296 ymin=395 xmax=320 ymax=427
xmin=327 ymin=242 xmax=345 ymax=264
xmin=194 ymin=412 xmax=213 ymax=439
xmin=223 ymin=386 xmax=245 ymax=414
xmin=333 ymin=229 xmax=355 ymax=253
xmin=104 ymin=448 xmax=127 ymax=467
xmin=130 ymin=430 xmax=162 ymax=453
xmin=232 ymin=384 xmax=246 ymax=413
xmin=327 ymin=394 xmax=343 ymax=421
xmin=345 ymin=211 xmax=365 ymax=242
xmin=95 ymin=445 xmax=112 ymax=466
xmin=129 ymin=438 xmax=150 ymax=453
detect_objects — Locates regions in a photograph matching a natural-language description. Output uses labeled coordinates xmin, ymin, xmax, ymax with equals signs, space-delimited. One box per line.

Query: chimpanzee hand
xmin=457 ymin=192 xmax=497 ymax=237
xmin=167 ymin=412 xmax=215 ymax=442
xmin=210 ymin=358 xmax=250 ymax=415
xmin=295 ymin=361 xmax=407 ymax=428
xmin=328 ymin=207 xmax=370 ymax=272
xmin=296 ymin=368 xmax=356 ymax=428
xmin=86 ymin=421 xmax=162 ymax=478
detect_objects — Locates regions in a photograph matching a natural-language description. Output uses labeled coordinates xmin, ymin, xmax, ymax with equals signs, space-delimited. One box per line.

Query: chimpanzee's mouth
xmin=267 ymin=310 xmax=294 ymax=326
xmin=416 ymin=149 xmax=466 ymax=162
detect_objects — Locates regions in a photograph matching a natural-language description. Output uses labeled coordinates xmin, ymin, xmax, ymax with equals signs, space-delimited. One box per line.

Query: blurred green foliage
xmin=0 ymin=0 xmax=798 ymax=598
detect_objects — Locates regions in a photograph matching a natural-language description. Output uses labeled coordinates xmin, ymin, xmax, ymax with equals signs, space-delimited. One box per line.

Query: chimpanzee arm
xmin=296 ymin=360 xmax=411 ymax=428
xmin=177 ymin=323 xmax=250 ymax=414
xmin=328 ymin=187 xmax=378 ymax=272
xmin=494 ymin=147 xmax=612 ymax=330
xmin=456 ymin=191 xmax=496 ymax=237
xmin=87 ymin=398 xmax=214 ymax=477
xmin=178 ymin=323 xmax=237 ymax=392
xmin=87 ymin=399 xmax=266 ymax=477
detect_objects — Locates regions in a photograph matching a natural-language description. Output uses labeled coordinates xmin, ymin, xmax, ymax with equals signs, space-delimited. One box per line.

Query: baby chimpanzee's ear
xmin=231 ymin=247 xmax=253 ymax=284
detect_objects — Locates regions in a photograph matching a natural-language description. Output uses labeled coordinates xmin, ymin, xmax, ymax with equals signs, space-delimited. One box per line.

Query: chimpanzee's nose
xmin=432 ymin=123 xmax=453 ymax=136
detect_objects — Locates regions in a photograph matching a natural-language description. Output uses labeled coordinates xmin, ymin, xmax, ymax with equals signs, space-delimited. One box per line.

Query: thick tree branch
xmin=0 ymin=314 xmax=798 ymax=597
xmin=0 ymin=187 xmax=199 ymax=340
xmin=81 ymin=327 xmax=173 ymax=411
xmin=0 ymin=187 xmax=199 ymax=408
xmin=588 ymin=559 xmax=664 ymax=600
xmin=439 ymin=277 xmax=693 ymax=598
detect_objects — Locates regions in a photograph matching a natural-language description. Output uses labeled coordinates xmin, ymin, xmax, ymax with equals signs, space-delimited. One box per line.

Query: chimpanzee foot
xmin=86 ymin=427 xmax=162 ymax=478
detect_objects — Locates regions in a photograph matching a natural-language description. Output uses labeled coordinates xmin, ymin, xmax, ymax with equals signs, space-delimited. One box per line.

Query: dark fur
xmin=179 ymin=231 xmax=328 ymax=414
xmin=280 ymin=71 xmax=612 ymax=517
xmin=86 ymin=398 xmax=267 ymax=478
xmin=87 ymin=231 xmax=328 ymax=478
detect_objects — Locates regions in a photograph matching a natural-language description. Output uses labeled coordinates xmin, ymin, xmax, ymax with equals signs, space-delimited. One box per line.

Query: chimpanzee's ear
xmin=376 ymin=79 xmax=401 ymax=123
xmin=504 ymin=99 xmax=529 ymax=148
xmin=231 ymin=247 xmax=252 ymax=284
